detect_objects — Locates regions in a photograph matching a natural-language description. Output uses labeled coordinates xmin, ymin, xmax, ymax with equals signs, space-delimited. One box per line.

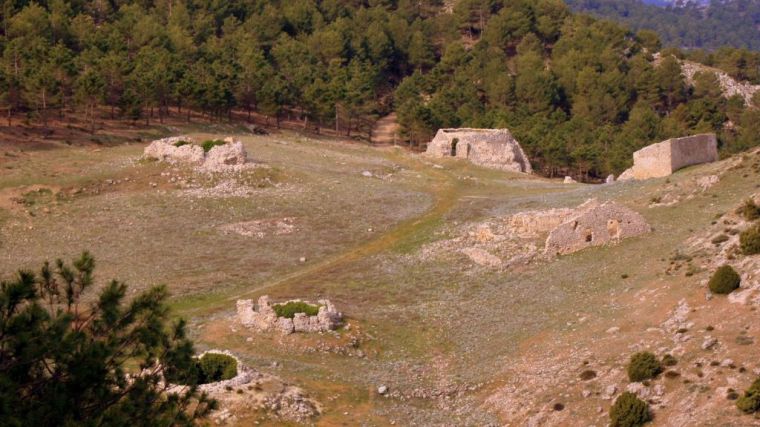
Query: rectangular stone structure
xmin=620 ymin=134 xmax=718 ymax=180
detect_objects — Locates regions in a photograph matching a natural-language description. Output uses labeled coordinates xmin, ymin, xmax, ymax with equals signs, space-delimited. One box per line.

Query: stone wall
xmin=544 ymin=200 xmax=651 ymax=255
xmin=618 ymin=134 xmax=718 ymax=181
xmin=425 ymin=128 xmax=532 ymax=173
xmin=237 ymin=295 xmax=342 ymax=335
xmin=143 ymin=136 xmax=250 ymax=172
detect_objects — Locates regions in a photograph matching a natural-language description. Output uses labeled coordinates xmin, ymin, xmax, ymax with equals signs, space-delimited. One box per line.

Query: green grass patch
xmin=174 ymin=140 xmax=192 ymax=147
xmin=201 ymin=139 xmax=226 ymax=153
xmin=273 ymin=301 xmax=321 ymax=318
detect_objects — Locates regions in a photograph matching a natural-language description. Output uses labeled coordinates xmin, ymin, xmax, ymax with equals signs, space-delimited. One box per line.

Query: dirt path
xmin=174 ymin=150 xmax=461 ymax=316
xmin=371 ymin=113 xmax=399 ymax=145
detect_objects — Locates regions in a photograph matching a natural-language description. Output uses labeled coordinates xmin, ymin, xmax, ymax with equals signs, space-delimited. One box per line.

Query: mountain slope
xmin=566 ymin=0 xmax=760 ymax=50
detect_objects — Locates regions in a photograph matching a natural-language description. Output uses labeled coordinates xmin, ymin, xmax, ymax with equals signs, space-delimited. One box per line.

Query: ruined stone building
xmin=237 ymin=296 xmax=342 ymax=335
xmin=425 ymin=128 xmax=532 ymax=173
xmin=618 ymin=134 xmax=718 ymax=181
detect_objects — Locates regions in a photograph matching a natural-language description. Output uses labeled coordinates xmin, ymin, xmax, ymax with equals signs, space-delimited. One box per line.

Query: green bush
xmin=738 ymin=199 xmax=760 ymax=221
xmin=737 ymin=378 xmax=760 ymax=414
xmin=610 ymin=392 xmax=652 ymax=427
xmin=173 ymin=140 xmax=191 ymax=147
xmin=198 ymin=353 xmax=237 ymax=384
xmin=661 ymin=354 xmax=678 ymax=367
xmin=708 ymin=265 xmax=741 ymax=295
xmin=201 ymin=139 xmax=226 ymax=153
xmin=740 ymin=224 xmax=760 ymax=255
xmin=627 ymin=352 xmax=662 ymax=382
xmin=273 ymin=301 xmax=321 ymax=319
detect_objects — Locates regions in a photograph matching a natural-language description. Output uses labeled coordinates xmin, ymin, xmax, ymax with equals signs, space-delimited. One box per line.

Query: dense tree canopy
xmin=568 ymin=0 xmax=760 ymax=51
xmin=1 ymin=0 xmax=759 ymax=179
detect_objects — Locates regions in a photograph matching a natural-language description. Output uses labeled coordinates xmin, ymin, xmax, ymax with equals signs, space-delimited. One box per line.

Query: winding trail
xmin=175 ymin=151 xmax=461 ymax=317
xmin=371 ymin=113 xmax=400 ymax=145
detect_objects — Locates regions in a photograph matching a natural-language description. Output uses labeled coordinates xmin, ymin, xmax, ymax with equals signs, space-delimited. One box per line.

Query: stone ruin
xmin=543 ymin=199 xmax=652 ymax=255
xmin=236 ymin=295 xmax=342 ymax=335
xmin=618 ymin=134 xmax=718 ymax=181
xmin=425 ymin=128 xmax=532 ymax=173
xmin=143 ymin=136 xmax=249 ymax=172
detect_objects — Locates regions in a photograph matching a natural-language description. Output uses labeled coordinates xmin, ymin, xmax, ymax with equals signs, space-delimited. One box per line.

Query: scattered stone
xmin=563 ymin=176 xmax=576 ymax=184
xmin=460 ymin=247 xmax=502 ymax=267
xmin=378 ymin=385 xmax=388 ymax=395
xmin=606 ymin=326 xmax=621 ymax=334
xmin=605 ymin=174 xmax=615 ymax=184
xmin=361 ymin=170 xmax=373 ymax=177
xmin=701 ymin=337 xmax=718 ymax=350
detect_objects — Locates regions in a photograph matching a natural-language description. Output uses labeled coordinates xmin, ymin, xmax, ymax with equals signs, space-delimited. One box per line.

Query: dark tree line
xmin=1 ymin=0 xmax=760 ymax=179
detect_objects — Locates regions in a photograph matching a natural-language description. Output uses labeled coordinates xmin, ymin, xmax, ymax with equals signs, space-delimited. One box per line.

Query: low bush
xmin=198 ymin=353 xmax=238 ymax=384
xmin=740 ymin=224 xmax=760 ymax=255
xmin=610 ymin=392 xmax=652 ymax=427
xmin=708 ymin=265 xmax=741 ymax=294
xmin=174 ymin=140 xmax=191 ymax=147
xmin=737 ymin=378 xmax=760 ymax=414
xmin=711 ymin=234 xmax=729 ymax=245
xmin=661 ymin=354 xmax=678 ymax=367
xmin=201 ymin=139 xmax=226 ymax=153
xmin=273 ymin=301 xmax=321 ymax=319
xmin=627 ymin=352 xmax=662 ymax=382
xmin=166 ymin=353 xmax=237 ymax=385
xmin=738 ymin=199 xmax=760 ymax=221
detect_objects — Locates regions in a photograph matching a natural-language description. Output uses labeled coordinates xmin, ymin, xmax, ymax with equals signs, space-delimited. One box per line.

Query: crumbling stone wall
xmin=143 ymin=136 xmax=249 ymax=172
xmin=544 ymin=200 xmax=651 ymax=255
xmin=508 ymin=208 xmax=575 ymax=238
xmin=618 ymin=134 xmax=718 ymax=181
xmin=237 ymin=295 xmax=342 ymax=335
xmin=425 ymin=128 xmax=532 ymax=173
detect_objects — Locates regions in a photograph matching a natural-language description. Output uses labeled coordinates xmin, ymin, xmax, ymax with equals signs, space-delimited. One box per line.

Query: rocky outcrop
xmin=237 ymin=295 xmax=342 ymax=335
xmin=618 ymin=134 xmax=718 ymax=181
xmin=681 ymin=61 xmax=760 ymax=106
xmin=425 ymin=128 xmax=532 ymax=173
xmin=544 ymin=200 xmax=651 ymax=255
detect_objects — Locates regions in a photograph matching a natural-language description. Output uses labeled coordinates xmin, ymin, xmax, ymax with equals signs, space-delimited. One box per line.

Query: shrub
xmin=201 ymin=139 xmax=226 ymax=153
xmin=738 ymin=199 xmax=760 ymax=221
xmin=273 ymin=301 xmax=321 ymax=319
xmin=662 ymin=354 xmax=678 ymax=367
xmin=198 ymin=353 xmax=237 ymax=384
xmin=740 ymin=224 xmax=760 ymax=255
xmin=737 ymin=378 xmax=760 ymax=414
xmin=173 ymin=140 xmax=191 ymax=147
xmin=708 ymin=265 xmax=741 ymax=294
xmin=627 ymin=352 xmax=662 ymax=382
xmin=711 ymin=234 xmax=729 ymax=245
xmin=610 ymin=392 xmax=652 ymax=427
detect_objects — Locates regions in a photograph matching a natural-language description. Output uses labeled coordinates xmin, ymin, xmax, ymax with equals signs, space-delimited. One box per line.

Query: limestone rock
xmin=605 ymin=174 xmax=615 ymax=184
xmin=544 ymin=200 xmax=651 ymax=256
xmin=425 ymin=128 xmax=532 ymax=173
xmin=618 ymin=134 xmax=718 ymax=181
xmin=563 ymin=176 xmax=576 ymax=184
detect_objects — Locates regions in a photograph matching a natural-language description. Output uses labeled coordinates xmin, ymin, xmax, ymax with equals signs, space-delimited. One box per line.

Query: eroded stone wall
xmin=544 ymin=200 xmax=651 ymax=255
xmin=425 ymin=128 xmax=532 ymax=173
xmin=237 ymin=295 xmax=342 ymax=335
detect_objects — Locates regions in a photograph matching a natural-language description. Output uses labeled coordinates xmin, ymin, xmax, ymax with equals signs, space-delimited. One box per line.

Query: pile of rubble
xmin=236 ymin=295 xmax=342 ymax=335
xmin=143 ymin=136 xmax=253 ymax=172
xmin=166 ymin=350 xmax=320 ymax=424
xmin=417 ymin=199 xmax=651 ymax=269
